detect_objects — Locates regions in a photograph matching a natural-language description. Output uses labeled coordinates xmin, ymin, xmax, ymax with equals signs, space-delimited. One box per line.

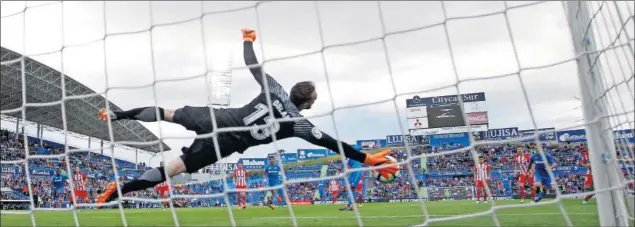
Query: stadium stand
xmin=2 ymin=127 xmax=632 ymax=209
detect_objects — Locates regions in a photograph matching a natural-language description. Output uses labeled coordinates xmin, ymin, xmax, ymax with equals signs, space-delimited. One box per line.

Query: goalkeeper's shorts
xmin=178 ymin=135 xmax=245 ymax=174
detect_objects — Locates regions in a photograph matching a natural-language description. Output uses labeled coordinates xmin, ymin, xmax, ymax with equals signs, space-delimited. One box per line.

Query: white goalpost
xmin=1 ymin=1 xmax=634 ymax=227
xmin=566 ymin=2 xmax=633 ymax=226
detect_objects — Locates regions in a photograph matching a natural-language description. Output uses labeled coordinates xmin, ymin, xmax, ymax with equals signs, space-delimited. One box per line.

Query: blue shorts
xmin=53 ymin=188 xmax=64 ymax=197
xmin=348 ymin=172 xmax=362 ymax=188
xmin=534 ymin=172 xmax=552 ymax=188
xmin=268 ymin=180 xmax=283 ymax=194
xmin=268 ymin=179 xmax=281 ymax=187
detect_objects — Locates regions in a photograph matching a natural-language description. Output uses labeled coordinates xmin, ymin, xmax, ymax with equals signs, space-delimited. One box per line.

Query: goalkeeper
xmin=96 ymin=29 xmax=397 ymax=205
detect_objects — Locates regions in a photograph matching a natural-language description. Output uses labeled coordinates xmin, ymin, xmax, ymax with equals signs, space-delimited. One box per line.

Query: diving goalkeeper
xmin=96 ymin=29 xmax=397 ymax=205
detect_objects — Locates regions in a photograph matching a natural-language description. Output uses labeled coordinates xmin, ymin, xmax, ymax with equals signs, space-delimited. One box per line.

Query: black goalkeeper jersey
xmin=227 ymin=92 xmax=302 ymax=146
xmin=210 ymin=42 xmax=366 ymax=163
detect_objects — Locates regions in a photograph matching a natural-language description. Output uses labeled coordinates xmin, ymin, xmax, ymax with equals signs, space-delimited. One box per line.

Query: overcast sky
xmin=1 ymin=1 xmax=633 ymax=167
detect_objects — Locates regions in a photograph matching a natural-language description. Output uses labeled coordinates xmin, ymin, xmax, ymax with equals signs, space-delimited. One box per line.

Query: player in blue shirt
xmin=502 ymin=173 xmax=512 ymax=197
xmin=528 ymin=151 xmax=557 ymax=203
xmin=51 ymin=168 xmax=68 ymax=205
xmin=264 ymin=155 xmax=286 ymax=209
xmin=330 ymin=158 xmax=365 ymax=211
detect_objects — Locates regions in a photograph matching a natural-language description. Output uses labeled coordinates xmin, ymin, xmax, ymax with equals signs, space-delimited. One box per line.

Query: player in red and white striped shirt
xmin=514 ymin=146 xmax=535 ymax=203
xmin=329 ymin=179 xmax=340 ymax=204
xmin=233 ymin=163 xmax=249 ymax=209
xmin=71 ymin=167 xmax=89 ymax=206
xmin=155 ymin=162 xmax=170 ymax=210
xmin=473 ymin=156 xmax=491 ymax=203
xmin=578 ymin=145 xmax=595 ymax=204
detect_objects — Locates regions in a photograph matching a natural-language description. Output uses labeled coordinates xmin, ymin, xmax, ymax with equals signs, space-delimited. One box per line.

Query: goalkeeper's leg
xmin=97 ymin=138 xmax=237 ymax=206
xmin=99 ymin=107 xmax=175 ymax=123
xmin=99 ymin=106 xmax=217 ymax=149
xmin=97 ymin=159 xmax=182 ymax=206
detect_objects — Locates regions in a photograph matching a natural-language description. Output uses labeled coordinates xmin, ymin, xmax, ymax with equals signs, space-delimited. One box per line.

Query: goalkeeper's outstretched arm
xmin=302 ymin=125 xmax=367 ymax=163
xmin=242 ymin=29 xmax=284 ymax=93
xmin=293 ymin=120 xmax=396 ymax=170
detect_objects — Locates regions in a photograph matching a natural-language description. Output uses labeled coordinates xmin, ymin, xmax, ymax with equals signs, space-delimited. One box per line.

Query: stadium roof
xmin=0 ymin=46 xmax=170 ymax=153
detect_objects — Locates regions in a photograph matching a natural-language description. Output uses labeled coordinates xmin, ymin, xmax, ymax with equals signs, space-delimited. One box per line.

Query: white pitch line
xmin=255 ymin=213 xmax=596 ymax=220
xmin=0 ymin=212 xmax=596 ymax=220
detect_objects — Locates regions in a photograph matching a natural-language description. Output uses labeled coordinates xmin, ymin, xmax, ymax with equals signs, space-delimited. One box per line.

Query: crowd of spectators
xmin=387 ymin=143 xmax=593 ymax=174
xmin=2 ymin=128 xmax=633 ymax=210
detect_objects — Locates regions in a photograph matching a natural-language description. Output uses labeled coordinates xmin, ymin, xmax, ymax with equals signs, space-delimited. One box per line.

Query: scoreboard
xmin=406 ymin=92 xmax=489 ymax=136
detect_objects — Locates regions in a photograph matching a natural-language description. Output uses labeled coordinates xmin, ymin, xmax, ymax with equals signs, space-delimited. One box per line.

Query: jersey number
xmin=243 ymin=103 xmax=280 ymax=140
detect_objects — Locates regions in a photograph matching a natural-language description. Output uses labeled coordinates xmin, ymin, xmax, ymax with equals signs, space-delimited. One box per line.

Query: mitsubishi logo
xmin=413 ymin=96 xmax=421 ymax=103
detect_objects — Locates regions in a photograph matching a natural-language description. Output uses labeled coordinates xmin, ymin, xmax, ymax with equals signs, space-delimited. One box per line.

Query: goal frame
xmin=565 ymin=2 xmax=631 ymax=226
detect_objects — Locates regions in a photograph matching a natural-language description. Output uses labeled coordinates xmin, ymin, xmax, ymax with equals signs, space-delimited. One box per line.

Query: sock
xmin=476 ymin=190 xmax=481 ymax=201
xmin=242 ymin=195 xmax=246 ymax=206
xmin=277 ymin=195 xmax=283 ymax=205
xmin=111 ymin=167 xmax=166 ymax=201
xmin=347 ymin=191 xmax=355 ymax=205
xmin=113 ymin=107 xmax=165 ymax=122
xmin=519 ymin=186 xmax=525 ymax=199
xmin=531 ymin=187 xmax=536 ymax=200
xmin=542 ymin=186 xmax=548 ymax=197
xmin=482 ymin=190 xmax=487 ymax=201
xmin=357 ymin=193 xmax=363 ymax=204
xmin=584 ymin=193 xmax=594 ymax=201
xmin=535 ymin=186 xmax=541 ymax=197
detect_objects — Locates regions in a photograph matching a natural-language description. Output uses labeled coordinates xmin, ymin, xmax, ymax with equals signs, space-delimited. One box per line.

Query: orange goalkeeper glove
xmin=242 ymin=28 xmax=256 ymax=42
xmin=364 ymin=149 xmax=399 ymax=174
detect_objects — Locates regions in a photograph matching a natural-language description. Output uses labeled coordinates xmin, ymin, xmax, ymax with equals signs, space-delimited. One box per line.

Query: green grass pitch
xmin=1 ymin=199 xmax=606 ymax=226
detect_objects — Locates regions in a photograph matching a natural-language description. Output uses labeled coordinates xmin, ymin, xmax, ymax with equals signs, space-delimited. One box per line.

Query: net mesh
xmin=572 ymin=1 xmax=634 ymax=225
xmin=0 ymin=1 xmax=633 ymax=227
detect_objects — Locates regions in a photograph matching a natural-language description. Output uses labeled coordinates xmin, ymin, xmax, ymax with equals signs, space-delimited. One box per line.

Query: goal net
xmin=0 ymin=1 xmax=634 ymax=227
